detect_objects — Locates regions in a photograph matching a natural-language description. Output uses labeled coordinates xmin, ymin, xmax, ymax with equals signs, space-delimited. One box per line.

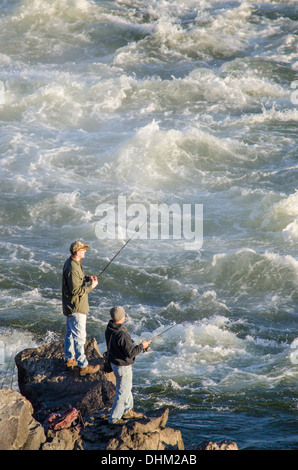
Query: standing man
xmin=105 ymin=306 xmax=151 ymax=424
xmin=62 ymin=240 xmax=99 ymax=376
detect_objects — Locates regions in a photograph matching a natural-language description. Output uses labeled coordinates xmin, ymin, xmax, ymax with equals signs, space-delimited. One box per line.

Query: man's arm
xmin=120 ymin=331 xmax=150 ymax=359
xmin=67 ymin=270 xmax=97 ymax=297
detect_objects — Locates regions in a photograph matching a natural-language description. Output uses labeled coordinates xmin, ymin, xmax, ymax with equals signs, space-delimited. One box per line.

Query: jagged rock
xmin=81 ymin=408 xmax=184 ymax=451
xmin=11 ymin=338 xmax=238 ymax=451
xmin=195 ymin=439 xmax=238 ymax=450
xmin=14 ymin=338 xmax=115 ymax=422
xmin=0 ymin=388 xmax=46 ymax=450
xmin=42 ymin=427 xmax=82 ymax=450
xmin=13 ymin=339 xmax=184 ymax=450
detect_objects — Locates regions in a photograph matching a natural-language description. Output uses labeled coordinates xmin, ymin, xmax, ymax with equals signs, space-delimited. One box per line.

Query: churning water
xmin=0 ymin=0 xmax=297 ymax=449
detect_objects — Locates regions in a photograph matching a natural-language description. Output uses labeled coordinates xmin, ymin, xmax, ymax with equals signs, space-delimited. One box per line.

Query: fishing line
xmin=96 ymin=195 xmax=172 ymax=279
xmin=144 ymin=299 xmax=215 ymax=351
xmin=95 ymin=197 xmax=216 ymax=351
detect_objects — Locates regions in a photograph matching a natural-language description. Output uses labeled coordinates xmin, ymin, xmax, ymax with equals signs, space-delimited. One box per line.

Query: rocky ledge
xmin=0 ymin=338 xmax=238 ymax=450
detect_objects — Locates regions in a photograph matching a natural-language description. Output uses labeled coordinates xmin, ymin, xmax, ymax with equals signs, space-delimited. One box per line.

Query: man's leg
xmin=109 ymin=364 xmax=133 ymax=424
xmin=64 ymin=313 xmax=99 ymax=375
xmin=64 ymin=315 xmax=75 ymax=362
xmin=68 ymin=312 xmax=88 ymax=368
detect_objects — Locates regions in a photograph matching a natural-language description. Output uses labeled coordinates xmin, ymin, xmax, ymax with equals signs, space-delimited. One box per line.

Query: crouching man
xmin=105 ymin=306 xmax=151 ymax=424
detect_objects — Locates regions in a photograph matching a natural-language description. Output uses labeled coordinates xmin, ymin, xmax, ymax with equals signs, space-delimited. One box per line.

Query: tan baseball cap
xmin=70 ymin=241 xmax=89 ymax=254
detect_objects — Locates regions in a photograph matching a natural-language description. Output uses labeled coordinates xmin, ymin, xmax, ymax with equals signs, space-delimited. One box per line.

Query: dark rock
xmin=14 ymin=337 xmax=115 ymax=422
xmin=13 ymin=338 xmax=184 ymax=450
xmin=195 ymin=439 xmax=238 ymax=450
xmin=11 ymin=338 xmax=238 ymax=451
xmin=80 ymin=407 xmax=184 ymax=451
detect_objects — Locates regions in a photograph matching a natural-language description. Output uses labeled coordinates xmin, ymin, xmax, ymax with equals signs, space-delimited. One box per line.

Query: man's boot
xmin=65 ymin=359 xmax=78 ymax=370
xmin=122 ymin=409 xmax=144 ymax=419
xmin=79 ymin=364 xmax=100 ymax=376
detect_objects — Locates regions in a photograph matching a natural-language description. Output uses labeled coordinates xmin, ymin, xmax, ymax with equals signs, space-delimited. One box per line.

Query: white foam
xmin=28 ymin=190 xmax=93 ymax=227
xmin=283 ymin=219 xmax=298 ymax=244
xmin=148 ymin=315 xmax=245 ymax=377
xmin=0 ymin=327 xmax=37 ymax=390
xmin=241 ymin=107 xmax=298 ymax=126
xmin=145 ymin=308 xmax=296 ymax=392
xmin=115 ymin=119 xmax=250 ymax=191
xmin=273 ymin=190 xmax=298 ymax=218
xmin=261 ymin=191 xmax=298 ymax=241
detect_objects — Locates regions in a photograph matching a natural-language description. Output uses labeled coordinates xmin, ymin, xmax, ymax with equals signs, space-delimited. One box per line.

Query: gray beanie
xmin=110 ymin=306 xmax=125 ymax=322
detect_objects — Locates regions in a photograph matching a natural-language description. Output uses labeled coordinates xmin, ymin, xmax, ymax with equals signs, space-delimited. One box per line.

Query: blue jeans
xmin=109 ymin=363 xmax=133 ymax=424
xmin=64 ymin=312 xmax=88 ymax=368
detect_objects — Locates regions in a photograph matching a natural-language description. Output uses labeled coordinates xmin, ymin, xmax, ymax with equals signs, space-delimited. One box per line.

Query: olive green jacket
xmin=62 ymin=256 xmax=93 ymax=316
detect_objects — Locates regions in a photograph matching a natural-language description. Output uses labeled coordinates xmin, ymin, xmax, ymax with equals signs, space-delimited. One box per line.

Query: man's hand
xmin=90 ymin=276 xmax=98 ymax=289
xmin=142 ymin=340 xmax=151 ymax=352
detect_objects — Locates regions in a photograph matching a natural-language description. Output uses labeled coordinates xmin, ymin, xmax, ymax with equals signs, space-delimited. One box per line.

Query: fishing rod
xmin=95 ymin=196 xmax=216 ymax=351
xmin=96 ymin=196 xmax=172 ymax=279
xmin=143 ymin=324 xmax=177 ymax=352
xmin=144 ymin=299 xmax=215 ymax=352
xmin=148 ymin=323 xmax=177 ymax=343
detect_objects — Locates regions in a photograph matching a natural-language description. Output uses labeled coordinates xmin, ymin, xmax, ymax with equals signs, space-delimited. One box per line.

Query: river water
xmin=0 ymin=0 xmax=297 ymax=450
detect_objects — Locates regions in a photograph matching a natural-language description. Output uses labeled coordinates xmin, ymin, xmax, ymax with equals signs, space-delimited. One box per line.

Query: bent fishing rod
xmin=96 ymin=196 xmax=172 ymax=279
